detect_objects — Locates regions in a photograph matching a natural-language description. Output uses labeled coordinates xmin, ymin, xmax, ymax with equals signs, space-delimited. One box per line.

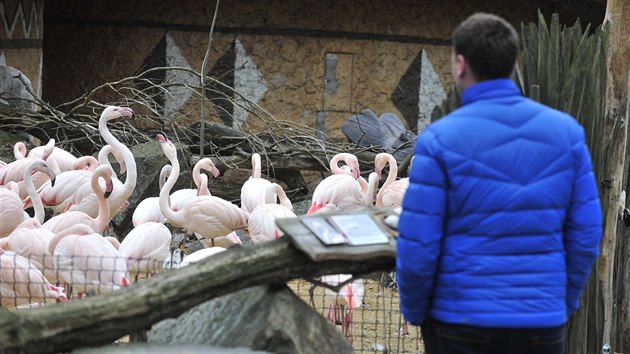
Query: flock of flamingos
xmin=0 ymin=105 xmax=409 ymax=331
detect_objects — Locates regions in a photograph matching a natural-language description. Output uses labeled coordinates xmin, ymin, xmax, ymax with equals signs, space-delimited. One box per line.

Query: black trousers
xmin=421 ymin=318 xmax=566 ymax=354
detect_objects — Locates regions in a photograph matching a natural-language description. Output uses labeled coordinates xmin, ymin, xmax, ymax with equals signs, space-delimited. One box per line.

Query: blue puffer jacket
xmin=396 ymin=79 xmax=603 ymax=328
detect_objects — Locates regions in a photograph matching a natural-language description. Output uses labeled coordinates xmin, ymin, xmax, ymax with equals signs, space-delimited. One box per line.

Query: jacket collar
xmin=461 ymin=79 xmax=522 ymax=106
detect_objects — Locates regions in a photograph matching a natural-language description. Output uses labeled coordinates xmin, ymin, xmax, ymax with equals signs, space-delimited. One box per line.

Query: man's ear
xmin=455 ymin=54 xmax=466 ymax=78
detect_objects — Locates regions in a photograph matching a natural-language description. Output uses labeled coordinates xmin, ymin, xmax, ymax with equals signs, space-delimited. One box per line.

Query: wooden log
xmin=599 ymin=1 xmax=630 ymax=352
xmin=0 ymin=238 xmax=395 ymax=354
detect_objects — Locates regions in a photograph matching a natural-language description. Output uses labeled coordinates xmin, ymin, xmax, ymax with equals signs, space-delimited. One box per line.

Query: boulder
xmin=148 ymin=284 xmax=354 ymax=354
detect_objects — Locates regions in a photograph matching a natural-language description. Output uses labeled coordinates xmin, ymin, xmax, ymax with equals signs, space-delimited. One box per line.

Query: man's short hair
xmin=453 ymin=13 xmax=519 ymax=80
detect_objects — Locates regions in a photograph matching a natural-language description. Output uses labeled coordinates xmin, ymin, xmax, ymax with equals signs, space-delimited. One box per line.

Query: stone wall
xmin=42 ymin=0 xmax=546 ymax=141
xmin=1 ymin=0 xmax=44 ymax=97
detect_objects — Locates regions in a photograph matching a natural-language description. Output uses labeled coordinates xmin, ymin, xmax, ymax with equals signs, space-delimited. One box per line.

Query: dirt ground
xmin=287 ymin=276 xmax=425 ymax=354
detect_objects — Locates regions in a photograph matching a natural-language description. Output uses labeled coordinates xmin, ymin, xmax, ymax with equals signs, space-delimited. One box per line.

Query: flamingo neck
xmin=376 ymin=156 xmax=398 ymax=207
xmin=198 ymin=174 xmax=211 ymax=196
xmin=92 ymin=170 xmax=111 ymax=233
xmin=252 ymin=154 xmax=262 ymax=178
xmin=329 ymin=154 xmax=346 ymax=174
xmin=159 ymin=148 xmax=182 ymax=224
xmin=24 ymin=167 xmax=45 ymax=223
xmin=364 ymin=172 xmax=379 ymax=206
xmin=99 ymin=119 xmax=137 ymax=200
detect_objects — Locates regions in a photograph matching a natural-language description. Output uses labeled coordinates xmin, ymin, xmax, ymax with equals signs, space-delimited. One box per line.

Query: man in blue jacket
xmin=396 ymin=13 xmax=602 ymax=354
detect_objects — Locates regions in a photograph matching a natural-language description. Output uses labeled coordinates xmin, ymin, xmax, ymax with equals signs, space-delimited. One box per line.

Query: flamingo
xmin=374 ymin=153 xmax=409 ymax=209
xmin=194 ymin=169 xmax=243 ymax=248
xmin=42 ymin=165 xmax=114 ymax=234
xmin=0 ymin=247 xmax=67 ymax=308
xmin=178 ymin=247 xmax=227 ymax=268
xmin=27 ymin=140 xmax=78 ymax=173
xmin=0 ymin=160 xmax=58 ymax=281
xmin=156 ymin=132 xmax=248 ymax=242
xmin=321 ymin=274 xmax=365 ymax=344
xmin=131 ymin=164 xmax=172 ymax=226
xmin=247 ymin=183 xmax=296 ymax=244
xmin=0 ymin=184 xmax=28 ymax=237
xmin=65 ymin=106 xmax=137 ymax=219
xmin=98 ymin=144 xmax=127 ymax=178
xmin=132 ymin=158 xmax=220 ymax=226
xmin=118 ymin=222 xmax=172 ymax=280
xmin=307 ymin=153 xmax=363 ymax=214
xmin=0 ymin=140 xmax=58 ymax=199
xmin=24 ymin=156 xmax=98 ymax=212
xmin=240 ymin=153 xmax=275 ymax=214
xmin=48 ymin=224 xmax=129 ymax=295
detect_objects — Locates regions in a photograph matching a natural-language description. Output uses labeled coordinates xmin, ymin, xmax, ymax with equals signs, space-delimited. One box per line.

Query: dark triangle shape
xmin=134 ymin=35 xmax=167 ymax=114
xmin=206 ymin=40 xmax=236 ymax=127
xmin=391 ymin=48 xmax=423 ymax=132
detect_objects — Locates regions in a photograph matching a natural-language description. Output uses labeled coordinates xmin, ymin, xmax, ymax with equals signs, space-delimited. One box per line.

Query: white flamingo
xmin=42 ymin=165 xmax=114 ymax=234
xmin=65 ymin=106 xmax=137 ymax=219
xmin=374 ymin=153 xmax=409 ymax=209
xmin=156 ymin=132 xmax=248 ymax=242
xmin=247 ymin=183 xmax=296 ymax=244
xmin=0 ymin=247 xmax=67 ymax=308
xmin=307 ymin=153 xmax=363 ymax=214
xmin=48 ymin=224 xmax=129 ymax=295
xmin=0 ymin=160 xmax=58 ymax=281
xmin=118 ymin=222 xmax=172 ymax=280
xmin=240 ymin=153 xmax=275 ymax=214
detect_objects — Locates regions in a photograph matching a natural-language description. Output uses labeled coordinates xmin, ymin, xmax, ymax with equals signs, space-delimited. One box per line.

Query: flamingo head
xmin=29 ymin=160 xmax=56 ymax=187
xmin=151 ymin=131 xmax=178 ymax=161
xmin=374 ymin=153 xmax=392 ymax=179
xmin=101 ymin=106 xmax=135 ymax=122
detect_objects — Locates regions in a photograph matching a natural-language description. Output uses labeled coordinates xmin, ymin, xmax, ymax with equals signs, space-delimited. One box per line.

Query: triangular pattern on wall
xmin=391 ymin=48 xmax=445 ymax=134
xmin=0 ymin=0 xmax=42 ymax=39
xmin=206 ymin=40 xmax=236 ymax=127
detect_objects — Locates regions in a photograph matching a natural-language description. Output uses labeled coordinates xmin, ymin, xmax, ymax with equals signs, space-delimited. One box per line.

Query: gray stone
xmin=148 ymin=285 xmax=354 ymax=354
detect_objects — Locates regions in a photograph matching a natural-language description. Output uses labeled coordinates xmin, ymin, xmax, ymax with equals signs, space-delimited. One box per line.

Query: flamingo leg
xmin=308 ymin=283 xmax=317 ymax=308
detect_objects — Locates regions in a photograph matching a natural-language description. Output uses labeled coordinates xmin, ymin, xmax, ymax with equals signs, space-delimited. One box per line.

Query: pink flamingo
xmin=27 ymin=140 xmax=78 ymax=173
xmin=240 ymin=153 xmax=275 ymax=214
xmin=24 ymin=156 xmax=98 ymax=212
xmin=48 ymin=224 xmax=129 ymax=295
xmin=0 ymin=160 xmax=58 ymax=281
xmin=0 ymin=184 xmax=28 ymax=237
xmin=42 ymin=165 xmax=114 ymax=234
xmin=131 ymin=164 xmax=172 ymax=226
xmin=194 ymin=171 xmax=243 ymax=248
xmin=0 ymin=247 xmax=67 ymax=308
xmin=65 ymin=106 xmax=137 ymax=219
xmin=156 ymin=132 xmax=248 ymax=242
xmin=118 ymin=222 xmax=172 ymax=280
xmin=374 ymin=153 xmax=409 ymax=209
xmin=132 ymin=158 xmax=220 ymax=226
xmin=247 ymin=183 xmax=296 ymax=244
xmin=321 ymin=273 xmax=365 ymax=344
xmin=97 ymin=144 xmax=127 ymax=178
xmin=0 ymin=140 xmax=58 ymax=199
xmin=307 ymin=153 xmax=363 ymax=214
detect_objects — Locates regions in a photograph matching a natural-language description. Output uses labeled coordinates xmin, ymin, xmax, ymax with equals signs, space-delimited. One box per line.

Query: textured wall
xmin=1 ymin=0 xmax=44 ymax=97
xmin=42 ymin=0 xmax=546 ymax=140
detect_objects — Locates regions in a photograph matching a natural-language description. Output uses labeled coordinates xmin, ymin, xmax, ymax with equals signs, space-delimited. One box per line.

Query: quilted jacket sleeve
xmin=396 ymin=128 xmax=447 ymax=325
xmin=564 ymin=133 xmax=603 ymax=316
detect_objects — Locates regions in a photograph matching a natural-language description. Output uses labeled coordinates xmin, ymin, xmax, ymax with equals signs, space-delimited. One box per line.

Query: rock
xmin=0 ymin=65 xmax=34 ymax=111
xmin=148 ymin=284 xmax=354 ymax=354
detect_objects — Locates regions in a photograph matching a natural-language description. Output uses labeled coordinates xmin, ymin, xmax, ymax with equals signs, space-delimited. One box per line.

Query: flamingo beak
xmin=104 ymin=180 xmax=113 ymax=198
xmin=211 ymin=166 xmax=220 ymax=178
xmin=117 ymin=107 xmax=135 ymax=118
xmin=50 ymin=177 xmax=56 ymax=187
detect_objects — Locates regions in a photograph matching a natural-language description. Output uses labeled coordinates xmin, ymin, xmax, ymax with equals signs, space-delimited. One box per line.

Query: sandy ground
xmin=288 ymin=277 xmax=424 ymax=354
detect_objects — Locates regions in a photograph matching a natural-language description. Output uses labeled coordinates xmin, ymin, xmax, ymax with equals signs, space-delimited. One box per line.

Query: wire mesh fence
xmin=0 ymin=251 xmax=423 ymax=353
